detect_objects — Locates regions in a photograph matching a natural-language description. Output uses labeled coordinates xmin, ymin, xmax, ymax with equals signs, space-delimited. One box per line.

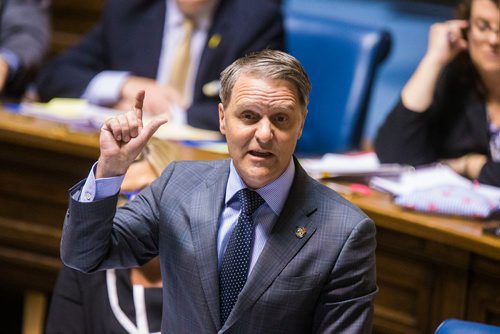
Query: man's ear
xmin=297 ymin=110 xmax=307 ymax=139
xmin=218 ymin=103 xmax=226 ymax=135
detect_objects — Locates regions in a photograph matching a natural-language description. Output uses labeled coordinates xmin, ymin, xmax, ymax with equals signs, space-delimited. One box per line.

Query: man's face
xmin=176 ymin=0 xmax=216 ymax=18
xmin=219 ymin=74 xmax=305 ymax=189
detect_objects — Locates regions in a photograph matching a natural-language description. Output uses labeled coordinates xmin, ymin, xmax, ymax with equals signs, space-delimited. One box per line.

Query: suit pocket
xmin=272 ymin=273 xmax=320 ymax=291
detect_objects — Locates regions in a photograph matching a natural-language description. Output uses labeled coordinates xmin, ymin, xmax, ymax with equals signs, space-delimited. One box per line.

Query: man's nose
xmin=255 ymin=119 xmax=273 ymax=142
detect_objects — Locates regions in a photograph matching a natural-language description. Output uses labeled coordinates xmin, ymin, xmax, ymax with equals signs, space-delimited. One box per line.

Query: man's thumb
xmin=140 ymin=118 xmax=168 ymax=142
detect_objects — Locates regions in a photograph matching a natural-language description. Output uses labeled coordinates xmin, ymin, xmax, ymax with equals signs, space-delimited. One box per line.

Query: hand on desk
xmin=97 ymin=90 xmax=168 ymax=178
xmin=116 ymin=76 xmax=185 ymax=116
xmin=441 ymin=153 xmax=487 ymax=180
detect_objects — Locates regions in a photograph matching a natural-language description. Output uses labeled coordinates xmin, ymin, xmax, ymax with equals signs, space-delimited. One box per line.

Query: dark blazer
xmin=35 ymin=0 xmax=284 ymax=130
xmin=46 ymin=266 xmax=162 ymax=333
xmin=61 ymin=159 xmax=377 ymax=333
xmin=375 ymin=60 xmax=500 ymax=187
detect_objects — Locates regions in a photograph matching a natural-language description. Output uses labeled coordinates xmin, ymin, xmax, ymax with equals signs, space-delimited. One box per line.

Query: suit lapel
xmin=127 ymin=0 xmax=165 ymax=77
xmin=224 ymin=162 xmax=320 ymax=328
xmin=194 ymin=1 xmax=230 ymax=96
xmin=189 ymin=160 xmax=230 ymax=328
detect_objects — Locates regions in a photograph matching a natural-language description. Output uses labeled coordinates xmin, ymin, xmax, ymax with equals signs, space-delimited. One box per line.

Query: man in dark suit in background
xmin=35 ymin=0 xmax=283 ymax=131
xmin=0 ymin=0 xmax=50 ymax=98
xmin=61 ymin=50 xmax=377 ymax=333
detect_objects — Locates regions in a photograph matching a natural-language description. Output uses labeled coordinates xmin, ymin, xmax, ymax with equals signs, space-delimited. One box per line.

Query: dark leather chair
xmin=285 ymin=7 xmax=391 ymax=154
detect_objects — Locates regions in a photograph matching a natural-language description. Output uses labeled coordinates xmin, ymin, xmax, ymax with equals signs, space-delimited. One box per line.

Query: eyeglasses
xmin=470 ymin=18 xmax=500 ymax=40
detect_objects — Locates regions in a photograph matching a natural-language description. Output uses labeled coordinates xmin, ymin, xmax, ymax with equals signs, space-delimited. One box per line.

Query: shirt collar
xmin=166 ymin=0 xmax=217 ymax=31
xmin=225 ymin=159 xmax=295 ymax=216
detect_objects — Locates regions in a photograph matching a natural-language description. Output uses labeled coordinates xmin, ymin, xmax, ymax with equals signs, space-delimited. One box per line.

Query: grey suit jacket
xmin=61 ymin=159 xmax=377 ymax=333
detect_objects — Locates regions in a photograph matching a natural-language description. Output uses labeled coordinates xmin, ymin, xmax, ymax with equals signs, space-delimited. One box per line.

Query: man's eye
xmin=273 ymin=115 xmax=288 ymax=124
xmin=241 ymin=113 xmax=257 ymax=121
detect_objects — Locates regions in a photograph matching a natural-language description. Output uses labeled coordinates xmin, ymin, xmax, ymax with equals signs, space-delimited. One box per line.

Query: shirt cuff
xmin=79 ymin=162 xmax=125 ymax=202
xmin=169 ymin=103 xmax=187 ymax=125
xmin=82 ymin=71 xmax=130 ymax=106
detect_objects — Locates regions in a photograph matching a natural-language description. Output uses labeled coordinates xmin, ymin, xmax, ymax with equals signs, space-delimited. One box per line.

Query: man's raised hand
xmin=96 ymin=90 xmax=168 ymax=178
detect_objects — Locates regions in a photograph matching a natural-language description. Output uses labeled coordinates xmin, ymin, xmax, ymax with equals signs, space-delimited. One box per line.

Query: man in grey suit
xmin=61 ymin=50 xmax=377 ymax=333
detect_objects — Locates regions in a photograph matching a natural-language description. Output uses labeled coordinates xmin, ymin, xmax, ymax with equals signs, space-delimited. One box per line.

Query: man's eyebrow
xmin=234 ymin=99 xmax=297 ymax=111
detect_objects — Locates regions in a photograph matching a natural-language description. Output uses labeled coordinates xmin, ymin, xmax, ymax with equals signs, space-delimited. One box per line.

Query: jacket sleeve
xmin=478 ymin=161 xmax=500 ymax=187
xmin=313 ymin=218 xmax=378 ymax=334
xmin=60 ymin=162 xmax=176 ymax=273
xmin=1 ymin=0 xmax=50 ymax=71
xmin=1 ymin=0 xmax=50 ymax=96
xmin=374 ymin=99 xmax=439 ymax=166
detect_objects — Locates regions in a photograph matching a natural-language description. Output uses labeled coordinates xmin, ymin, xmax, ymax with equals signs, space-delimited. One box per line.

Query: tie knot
xmin=237 ymin=188 xmax=264 ymax=216
xmin=182 ymin=18 xmax=195 ymax=33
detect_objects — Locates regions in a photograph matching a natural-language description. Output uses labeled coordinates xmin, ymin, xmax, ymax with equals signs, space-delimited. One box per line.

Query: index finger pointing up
xmin=134 ymin=90 xmax=146 ymax=121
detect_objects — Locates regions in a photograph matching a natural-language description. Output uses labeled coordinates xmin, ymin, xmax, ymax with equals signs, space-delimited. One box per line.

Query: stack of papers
xmin=300 ymin=152 xmax=411 ymax=180
xmin=370 ymin=164 xmax=500 ymax=198
xmin=151 ymin=120 xmax=222 ymax=141
xmin=370 ymin=165 xmax=500 ymax=217
xmin=20 ymin=98 xmax=115 ymax=129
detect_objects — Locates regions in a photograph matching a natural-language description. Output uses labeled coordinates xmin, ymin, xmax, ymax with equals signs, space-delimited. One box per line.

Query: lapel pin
xmin=208 ymin=34 xmax=221 ymax=49
xmin=295 ymin=226 xmax=307 ymax=239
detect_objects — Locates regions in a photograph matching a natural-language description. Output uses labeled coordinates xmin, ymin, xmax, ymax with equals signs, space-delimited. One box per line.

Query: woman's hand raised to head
xmin=96 ymin=90 xmax=168 ymax=178
xmin=401 ymin=19 xmax=469 ymax=112
xmin=426 ymin=19 xmax=469 ymax=67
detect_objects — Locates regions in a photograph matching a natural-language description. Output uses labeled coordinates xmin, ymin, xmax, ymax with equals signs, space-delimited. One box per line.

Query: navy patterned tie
xmin=219 ymin=188 xmax=265 ymax=325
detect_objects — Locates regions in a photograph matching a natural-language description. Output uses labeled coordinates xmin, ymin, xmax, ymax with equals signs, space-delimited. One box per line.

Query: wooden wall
xmin=50 ymin=0 xmax=104 ymax=56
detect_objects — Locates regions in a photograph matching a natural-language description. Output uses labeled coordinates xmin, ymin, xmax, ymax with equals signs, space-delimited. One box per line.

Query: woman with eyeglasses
xmin=375 ymin=0 xmax=500 ymax=187
xmin=46 ymin=138 xmax=176 ymax=334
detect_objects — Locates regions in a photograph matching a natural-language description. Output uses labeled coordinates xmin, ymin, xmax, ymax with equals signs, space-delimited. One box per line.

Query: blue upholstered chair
xmin=284 ymin=8 xmax=391 ymax=154
xmin=435 ymin=319 xmax=500 ymax=334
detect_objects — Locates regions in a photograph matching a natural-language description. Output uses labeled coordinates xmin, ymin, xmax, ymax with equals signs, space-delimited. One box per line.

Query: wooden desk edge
xmin=346 ymin=193 xmax=500 ymax=261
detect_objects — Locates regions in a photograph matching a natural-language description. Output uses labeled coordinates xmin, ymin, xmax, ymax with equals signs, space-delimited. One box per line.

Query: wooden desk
xmin=342 ymin=188 xmax=500 ymax=333
xmin=1 ymin=108 xmax=499 ymax=333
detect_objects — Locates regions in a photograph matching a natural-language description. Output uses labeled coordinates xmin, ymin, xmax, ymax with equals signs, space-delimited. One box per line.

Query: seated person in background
xmin=35 ymin=0 xmax=284 ymax=131
xmin=0 ymin=0 xmax=50 ymax=98
xmin=375 ymin=0 xmax=500 ymax=187
xmin=45 ymin=138 xmax=176 ymax=334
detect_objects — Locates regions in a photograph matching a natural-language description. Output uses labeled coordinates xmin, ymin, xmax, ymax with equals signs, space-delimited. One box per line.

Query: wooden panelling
xmin=466 ymin=256 xmax=500 ymax=326
xmin=50 ymin=0 xmax=104 ymax=55
xmin=374 ymin=229 xmax=468 ymax=333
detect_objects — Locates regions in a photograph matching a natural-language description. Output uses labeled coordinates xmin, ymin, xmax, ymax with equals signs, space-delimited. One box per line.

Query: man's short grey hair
xmin=219 ymin=50 xmax=311 ymax=114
